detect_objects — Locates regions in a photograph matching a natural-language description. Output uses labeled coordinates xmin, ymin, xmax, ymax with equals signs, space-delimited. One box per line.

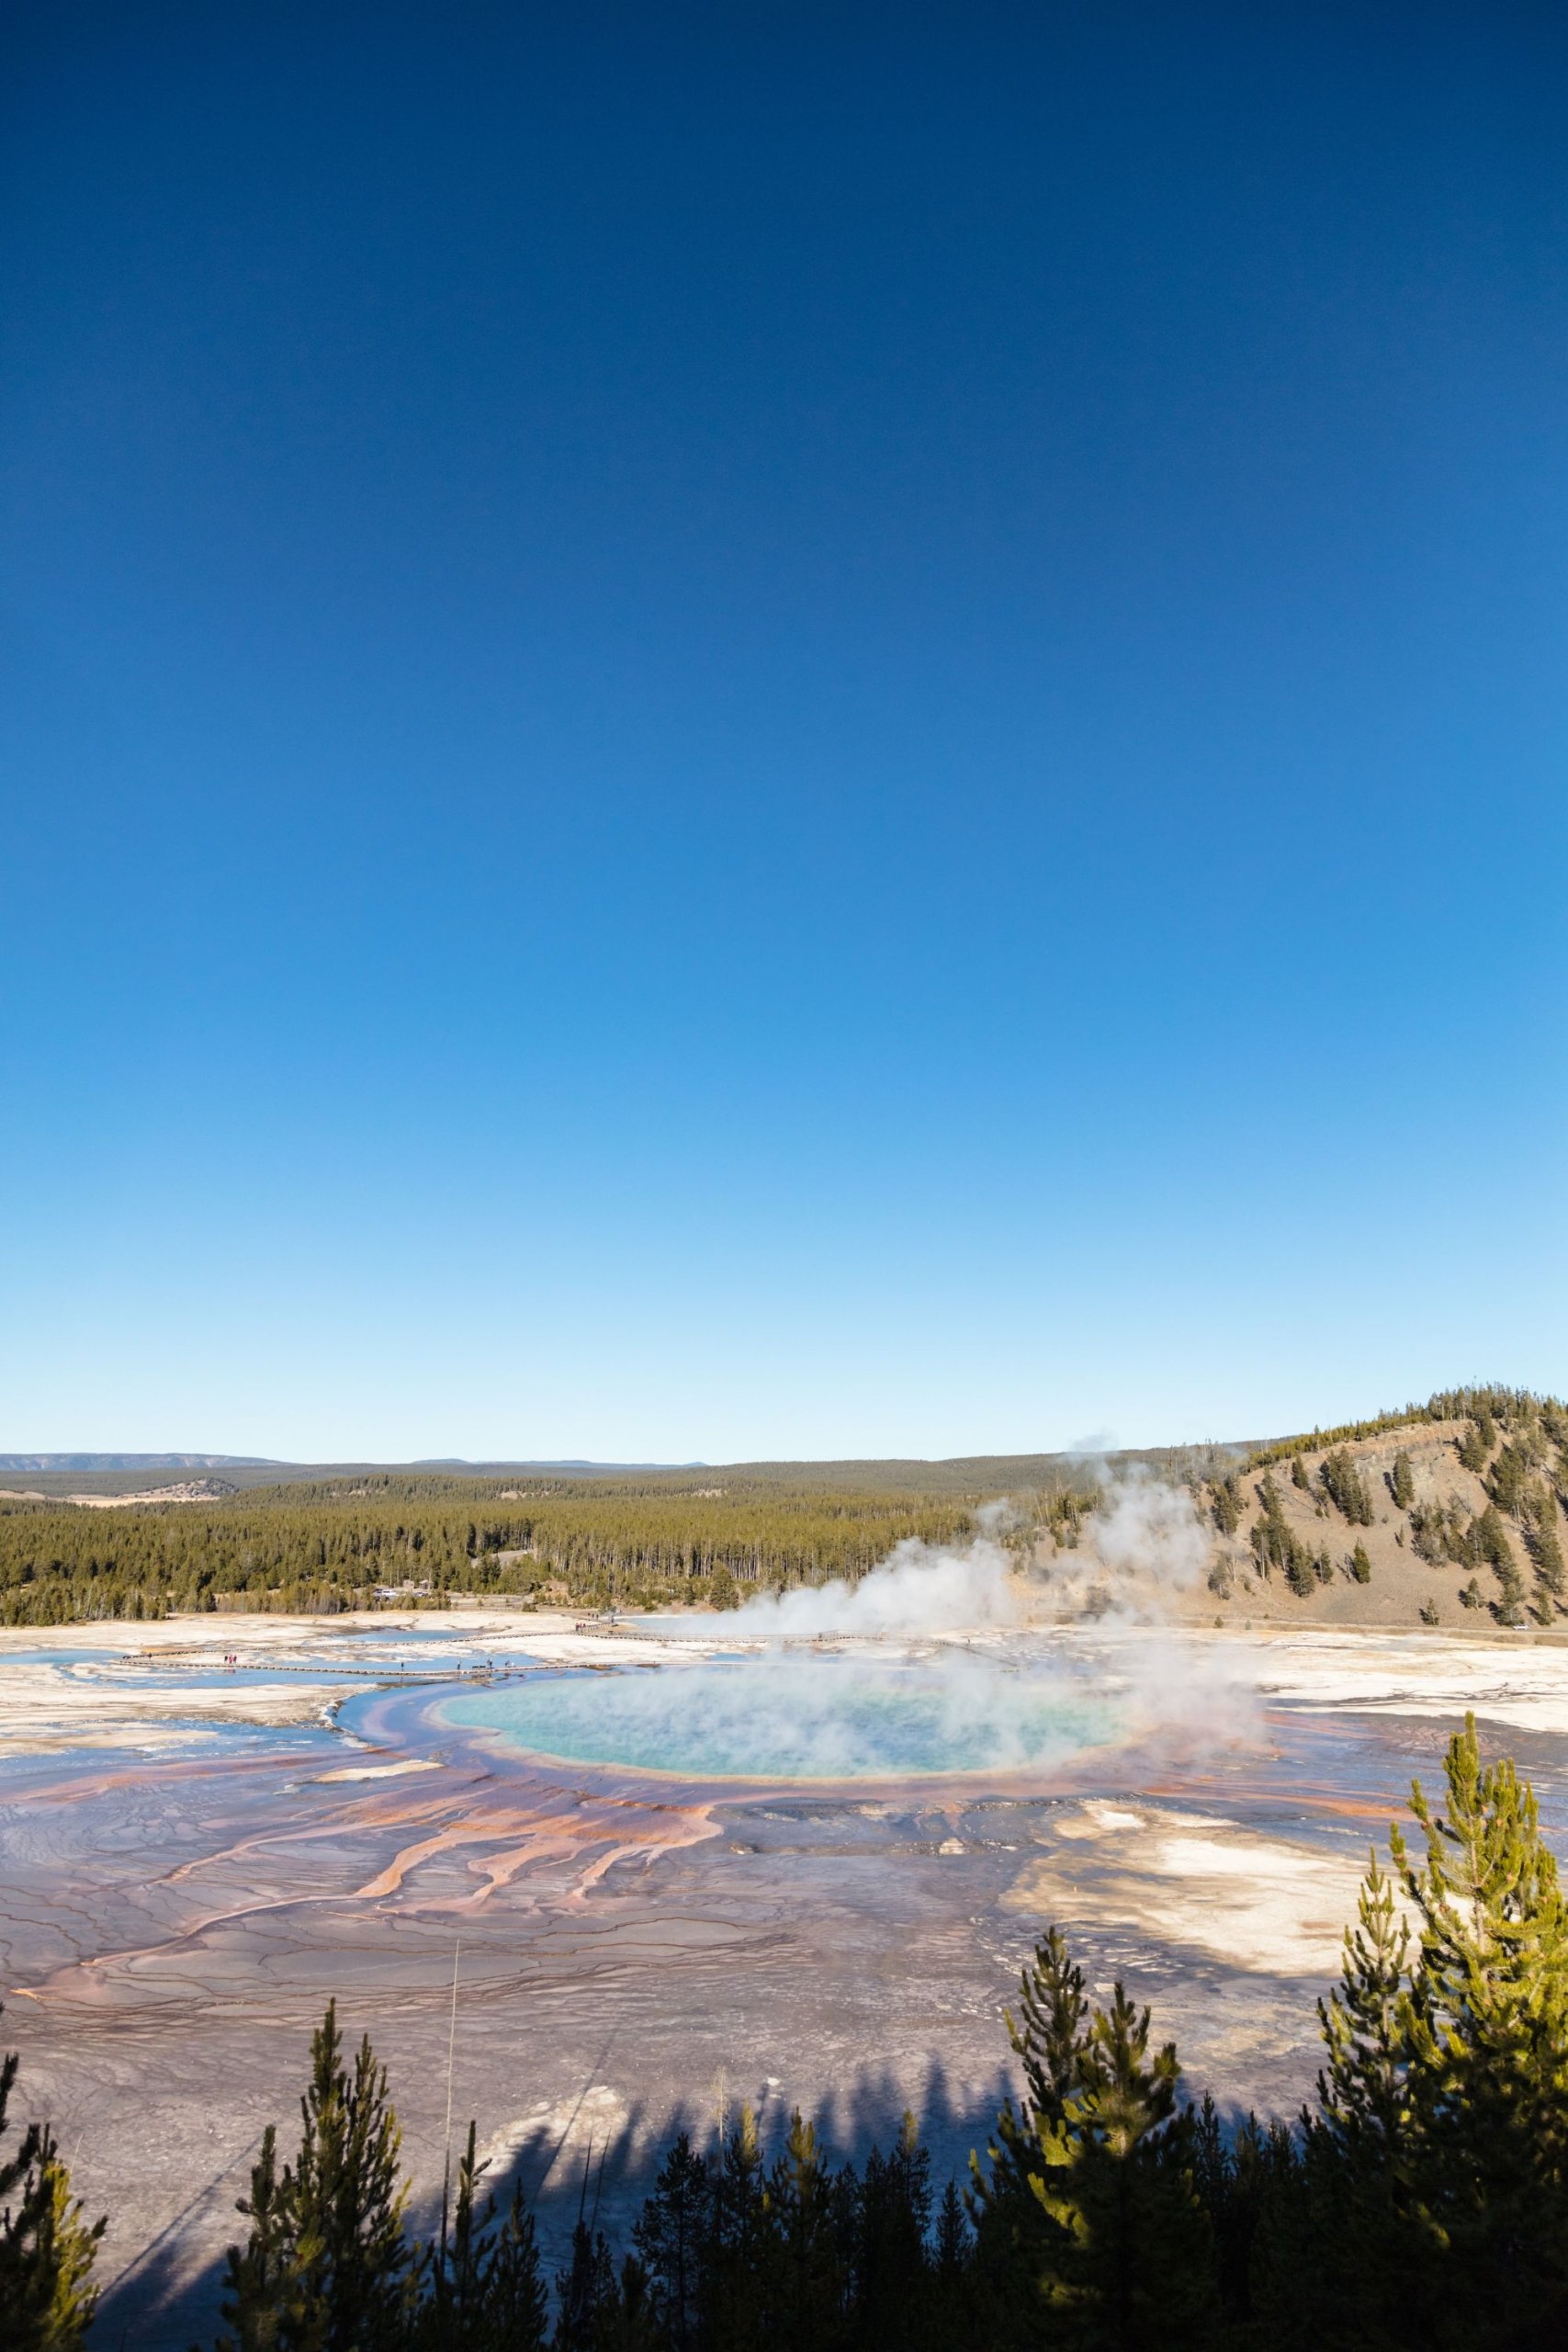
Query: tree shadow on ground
xmin=94 ymin=2057 xmax=1018 ymax=2351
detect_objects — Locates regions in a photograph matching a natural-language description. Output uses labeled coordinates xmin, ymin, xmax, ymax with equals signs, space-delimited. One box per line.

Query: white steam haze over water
xmin=440 ymin=1474 xmax=1257 ymax=1781
xmin=444 ymin=1647 xmax=1121 ymax=1780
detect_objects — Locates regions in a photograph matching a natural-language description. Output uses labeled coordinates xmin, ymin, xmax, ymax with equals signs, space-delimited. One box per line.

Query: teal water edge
xmin=439 ymin=1650 xmax=1122 ymax=1781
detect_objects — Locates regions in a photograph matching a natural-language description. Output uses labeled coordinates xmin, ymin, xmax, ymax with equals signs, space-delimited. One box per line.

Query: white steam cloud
xmin=1082 ymin=1469 xmax=1210 ymax=1591
xmin=716 ymin=1467 xmax=1213 ymax=1646
xmin=1037 ymin=1466 xmax=1212 ymax=1621
xmin=726 ymin=1535 xmax=1019 ymax=1640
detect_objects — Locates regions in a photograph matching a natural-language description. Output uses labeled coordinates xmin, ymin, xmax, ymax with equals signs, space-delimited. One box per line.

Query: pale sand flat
xmin=1004 ymin=1798 xmax=1372 ymax=1976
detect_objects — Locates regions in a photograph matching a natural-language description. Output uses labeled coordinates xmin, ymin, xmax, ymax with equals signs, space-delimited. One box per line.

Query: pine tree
xmin=1210 ymin=1476 xmax=1242 ymax=1536
xmin=1251 ymin=1476 xmax=1319 ymax=1589
xmin=971 ymin=1933 xmax=1213 ymax=2349
xmin=1457 ymin=1420 xmax=1491 ymax=1474
xmin=0 ymin=2022 xmax=103 ymax=2352
xmin=286 ymin=2007 xmax=412 ymax=2351
xmin=219 ymin=2005 xmax=413 ymax=2352
xmin=552 ymin=2211 xmax=618 ymax=2352
xmin=1526 ymin=1494 xmax=1565 ymax=1608
xmin=1486 ymin=1442 xmax=1534 ymax=1517
xmin=632 ymin=2132 xmax=708 ymax=2352
xmin=1348 ymin=1542 xmax=1372 ymax=1584
xmin=1034 ymin=1983 xmax=1213 ymax=2349
xmin=441 ymin=2121 xmax=487 ymax=2327
xmin=471 ymin=2180 xmax=547 ymax=2352
xmin=418 ymin=2120 xmax=546 ymax=2352
xmin=1248 ymin=1849 xmax=1425 ymax=2349
xmin=601 ymin=2252 xmax=660 ymax=2352
xmin=1409 ymin=1500 xmax=1448 ymax=1564
xmin=1285 ymin=1548 xmax=1315 ymax=1598
xmin=1004 ymin=1925 xmax=1090 ymax=2129
xmin=1318 ymin=1850 xmax=1411 ymax=2155
xmin=1189 ymin=2092 xmax=1228 ymax=2232
xmin=761 ymin=2109 xmax=846 ymax=2351
xmin=1473 ymin=1506 xmax=1526 ymax=1623
xmin=1191 ymin=2099 xmax=1300 ymax=2336
xmin=930 ymin=2176 xmax=972 ymax=2321
xmin=1391 ymin=1714 xmax=1568 ymax=2331
xmin=1319 ymin=1448 xmax=1374 ymax=1525
xmin=1267 ymin=1716 xmax=1568 ymax=2347
xmin=1390 ymin=1452 xmax=1416 ymax=1509
xmin=219 ymin=2126 xmax=294 ymax=2352
xmin=700 ymin=2103 xmax=766 ymax=2352
xmin=850 ymin=2108 xmax=931 ymax=2348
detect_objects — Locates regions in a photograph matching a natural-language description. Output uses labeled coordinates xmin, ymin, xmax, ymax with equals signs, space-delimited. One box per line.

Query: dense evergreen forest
xmin=6 ymin=1715 xmax=1567 ymax=2348
xmin=0 ymin=1481 xmax=988 ymax=1625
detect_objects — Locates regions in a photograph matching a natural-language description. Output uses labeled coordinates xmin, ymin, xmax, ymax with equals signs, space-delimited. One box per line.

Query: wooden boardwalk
xmin=110 ymin=1652 xmax=587 ymax=1683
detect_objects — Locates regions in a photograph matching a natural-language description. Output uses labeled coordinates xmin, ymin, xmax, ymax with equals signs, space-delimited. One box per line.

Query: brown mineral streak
xmin=353 ymin=1792 xmax=719 ymax=1905
xmin=137 ymin=1764 xmax=717 ymax=1924
xmin=19 ymin=1776 xmax=719 ymax=2013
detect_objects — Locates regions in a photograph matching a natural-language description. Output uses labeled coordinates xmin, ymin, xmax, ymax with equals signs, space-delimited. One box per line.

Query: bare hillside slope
xmin=1193 ymin=1391 xmax=1565 ymax=1631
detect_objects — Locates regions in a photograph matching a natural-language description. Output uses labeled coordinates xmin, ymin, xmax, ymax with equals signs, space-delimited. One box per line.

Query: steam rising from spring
xmin=723 ymin=1464 xmax=1212 ymax=1640
xmin=443 ymin=1470 xmax=1257 ymax=1780
xmin=446 ymin=1645 xmax=1117 ymax=1780
xmin=1046 ymin=1465 xmax=1212 ymax=1618
xmin=726 ymin=1533 xmax=1020 ymax=1639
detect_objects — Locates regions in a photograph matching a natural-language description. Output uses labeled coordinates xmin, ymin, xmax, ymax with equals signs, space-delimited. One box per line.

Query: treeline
xmin=7 ymin=1716 xmax=1568 ymax=2349
xmin=0 ymin=1490 xmax=975 ymax=1628
xmin=1246 ymin=1384 xmax=1564 ymax=1470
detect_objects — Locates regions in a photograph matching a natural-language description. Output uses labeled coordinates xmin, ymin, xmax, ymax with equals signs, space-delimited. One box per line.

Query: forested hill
xmin=0 ymin=1386 xmax=1562 ymax=1628
xmin=1191 ymin=1386 xmax=1568 ymax=1630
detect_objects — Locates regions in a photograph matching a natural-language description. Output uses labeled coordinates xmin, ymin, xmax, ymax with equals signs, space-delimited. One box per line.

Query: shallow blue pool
xmin=440 ymin=1649 xmax=1122 ymax=1781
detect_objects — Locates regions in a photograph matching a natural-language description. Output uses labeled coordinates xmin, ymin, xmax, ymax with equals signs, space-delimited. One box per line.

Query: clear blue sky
xmin=3 ymin=3 xmax=1564 ymax=1462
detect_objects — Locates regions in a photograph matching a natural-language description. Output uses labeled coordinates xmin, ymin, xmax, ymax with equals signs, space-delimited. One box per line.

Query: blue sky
xmin=3 ymin=3 xmax=1564 ymax=1461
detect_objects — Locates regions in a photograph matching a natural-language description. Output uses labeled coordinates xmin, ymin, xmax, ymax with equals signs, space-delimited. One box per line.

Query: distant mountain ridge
xmin=0 ymin=1453 xmax=279 ymax=1472
xmin=0 ymin=1453 xmax=700 ymax=1476
xmin=409 ymin=1458 xmax=709 ymax=1472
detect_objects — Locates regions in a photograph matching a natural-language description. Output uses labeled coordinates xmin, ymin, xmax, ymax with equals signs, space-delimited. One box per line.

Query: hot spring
xmin=437 ymin=1645 xmax=1126 ymax=1781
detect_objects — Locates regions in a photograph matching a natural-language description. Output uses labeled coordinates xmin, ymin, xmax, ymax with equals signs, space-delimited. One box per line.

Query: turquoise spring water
xmin=439 ymin=1651 xmax=1122 ymax=1781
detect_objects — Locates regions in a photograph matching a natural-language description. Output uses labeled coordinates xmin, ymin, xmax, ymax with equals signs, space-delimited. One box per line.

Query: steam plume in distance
xmin=725 ymin=1534 xmax=1019 ymax=1640
xmin=1082 ymin=1467 xmax=1210 ymax=1590
xmin=718 ymin=1466 xmax=1213 ymax=1644
xmin=1039 ymin=1465 xmax=1211 ymax=1618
